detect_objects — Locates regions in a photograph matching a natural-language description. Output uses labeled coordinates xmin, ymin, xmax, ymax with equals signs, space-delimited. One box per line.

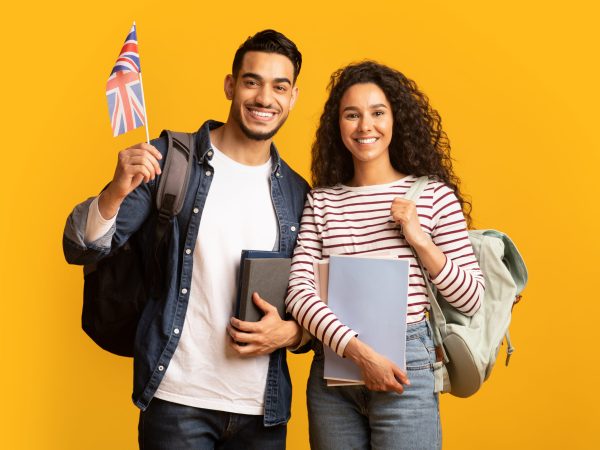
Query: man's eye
xmin=275 ymin=86 xmax=287 ymax=92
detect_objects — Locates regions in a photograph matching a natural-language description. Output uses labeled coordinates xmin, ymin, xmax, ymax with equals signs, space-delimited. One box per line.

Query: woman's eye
xmin=345 ymin=113 xmax=359 ymax=120
xmin=374 ymin=110 xmax=385 ymax=117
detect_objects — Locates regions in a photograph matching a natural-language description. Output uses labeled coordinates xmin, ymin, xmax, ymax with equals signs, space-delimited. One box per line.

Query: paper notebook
xmin=321 ymin=255 xmax=409 ymax=385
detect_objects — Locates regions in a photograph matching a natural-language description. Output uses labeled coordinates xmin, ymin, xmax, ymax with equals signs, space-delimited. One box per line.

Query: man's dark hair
xmin=232 ymin=29 xmax=302 ymax=82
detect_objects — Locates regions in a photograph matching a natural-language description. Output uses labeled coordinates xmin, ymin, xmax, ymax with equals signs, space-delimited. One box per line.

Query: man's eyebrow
xmin=341 ymin=103 xmax=389 ymax=112
xmin=241 ymin=72 xmax=263 ymax=82
xmin=273 ymin=77 xmax=292 ymax=85
xmin=241 ymin=73 xmax=291 ymax=85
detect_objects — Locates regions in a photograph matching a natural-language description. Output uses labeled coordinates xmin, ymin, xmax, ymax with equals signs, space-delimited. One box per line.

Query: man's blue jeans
xmin=307 ymin=320 xmax=441 ymax=450
xmin=138 ymin=398 xmax=286 ymax=449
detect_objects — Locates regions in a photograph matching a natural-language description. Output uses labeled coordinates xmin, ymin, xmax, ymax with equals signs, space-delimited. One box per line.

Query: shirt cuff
xmin=84 ymin=196 xmax=118 ymax=244
xmin=335 ymin=329 xmax=358 ymax=358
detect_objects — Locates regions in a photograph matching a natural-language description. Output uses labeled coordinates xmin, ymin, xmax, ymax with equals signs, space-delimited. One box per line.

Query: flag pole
xmin=138 ymin=72 xmax=151 ymax=145
xmin=135 ymin=21 xmax=151 ymax=145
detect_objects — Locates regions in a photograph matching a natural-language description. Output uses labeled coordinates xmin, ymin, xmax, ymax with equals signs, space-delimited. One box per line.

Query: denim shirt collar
xmin=195 ymin=120 xmax=283 ymax=174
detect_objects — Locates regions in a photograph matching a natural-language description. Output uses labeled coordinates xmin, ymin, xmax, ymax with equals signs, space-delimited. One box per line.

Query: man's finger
xmin=230 ymin=316 xmax=260 ymax=333
xmin=125 ymin=156 xmax=159 ymax=180
xmin=227 ymin=324 xmax=253 ymax=343
xmin=123 ymin=151 xmax=162 ymax=175
xmin=230 ymin=341 xmax=260 ymax=356
xmin=138 ymin=143 xmax=163 ymax=160
xmin=252 ymin=292 xmax=277 ymax=314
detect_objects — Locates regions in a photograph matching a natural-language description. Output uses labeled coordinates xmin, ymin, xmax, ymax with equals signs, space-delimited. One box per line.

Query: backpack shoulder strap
xmin=157 ymin=130 xmax=195 ymax=218
xmin=403 ymin=175 xmax=430 ymax=202
xmin=403 ymin=176 xmax=449 ymax=360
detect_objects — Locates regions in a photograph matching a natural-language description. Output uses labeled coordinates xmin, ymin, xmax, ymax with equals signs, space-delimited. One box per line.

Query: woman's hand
xmin=390 ymin=198 xmax=430 ymax=249
xmin=343 ymin=337 xmax=410 ymax=394
xmin=391 ymin=197 xmax=447 ymax=278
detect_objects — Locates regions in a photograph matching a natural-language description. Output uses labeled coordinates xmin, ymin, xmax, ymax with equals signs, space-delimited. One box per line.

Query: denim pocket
xmin=406 ymin=333 xmax=436 ymax=371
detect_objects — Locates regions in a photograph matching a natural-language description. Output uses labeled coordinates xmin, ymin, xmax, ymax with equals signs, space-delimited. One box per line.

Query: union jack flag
xmin=106 ymin=23 xmax=146 ymax=137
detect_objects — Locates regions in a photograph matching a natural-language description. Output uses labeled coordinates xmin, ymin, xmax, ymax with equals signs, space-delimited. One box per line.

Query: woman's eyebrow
xmin=341 ymin=103 xmax=388 ymax=112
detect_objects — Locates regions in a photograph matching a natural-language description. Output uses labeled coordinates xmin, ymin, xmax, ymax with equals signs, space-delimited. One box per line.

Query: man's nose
xmin=254 ymin=86 xmax=273 ymax=108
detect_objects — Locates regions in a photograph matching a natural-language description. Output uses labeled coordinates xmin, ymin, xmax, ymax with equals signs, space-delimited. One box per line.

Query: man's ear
xmin=289 ymin=86 xmax=299 ymax=111
xmin=224 ymin=74 xmax=234 ymax=100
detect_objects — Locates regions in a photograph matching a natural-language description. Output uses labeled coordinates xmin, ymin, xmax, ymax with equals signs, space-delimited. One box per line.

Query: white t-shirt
xmin=86 ymin=144 xmax=278 ymax=415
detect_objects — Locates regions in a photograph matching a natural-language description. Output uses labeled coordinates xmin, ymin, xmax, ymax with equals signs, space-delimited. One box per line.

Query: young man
xmin=63 ymin=30 xmax=309 ymax=449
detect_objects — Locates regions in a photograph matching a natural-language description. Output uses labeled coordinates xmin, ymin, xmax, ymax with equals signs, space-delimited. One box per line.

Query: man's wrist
xmin=98 ymin=185 xmax=124 ymax=220
xmin=285 ymin=320 xmax=302 ymax=348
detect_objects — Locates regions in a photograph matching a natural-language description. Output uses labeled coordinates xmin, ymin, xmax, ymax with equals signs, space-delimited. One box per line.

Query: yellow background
xmin=2 ymin=0 xmax=599 ymax=448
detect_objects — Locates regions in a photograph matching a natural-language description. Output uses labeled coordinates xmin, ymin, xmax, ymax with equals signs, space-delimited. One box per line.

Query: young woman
xmin=286 ymin=61 xmax=485 ymax=449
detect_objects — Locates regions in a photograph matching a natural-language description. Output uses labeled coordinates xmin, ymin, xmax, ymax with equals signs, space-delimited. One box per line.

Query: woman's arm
xmin=391 ymin=182 xmax=484 ymax=315
xmin=286 ymin=192 xmax=357 ymax=358
xmin=286 ymin=192 xmax=410 ymax=393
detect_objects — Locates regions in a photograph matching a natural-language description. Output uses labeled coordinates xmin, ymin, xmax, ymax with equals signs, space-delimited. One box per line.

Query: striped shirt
xmin=285 ymin=175 xmax=484 ymax=357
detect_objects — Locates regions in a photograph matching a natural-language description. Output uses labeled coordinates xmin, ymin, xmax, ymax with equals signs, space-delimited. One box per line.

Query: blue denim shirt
xmin=63 ymin=120 xmax=310 ymax=426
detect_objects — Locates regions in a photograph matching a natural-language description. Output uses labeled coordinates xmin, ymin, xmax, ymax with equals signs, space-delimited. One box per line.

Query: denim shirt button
xmin=158 ymin=365 xmax=164 ymax=372
xmin=290 ymin=226 xmax=296 ymax=232
xmin=181 ymin=288 xmax=188 ymax=294
xmin=174 ymin=328 xmax=180 ymax=335
xmin=185 ymin=249 xmax=192 ymax=255
xmin=205 ymin=171 xmax=212 ymax=177
xmin=207 ymin=150 xmax=213 ymax=158
xmin=193 ymin=208 xmax=199 ymax=214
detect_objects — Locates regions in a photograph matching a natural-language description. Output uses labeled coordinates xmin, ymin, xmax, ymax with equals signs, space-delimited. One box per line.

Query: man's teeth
xmin=357 ymin=138 xmax=377 ymax=144
xmin=250 ymin=110 xmax=274 ymax=118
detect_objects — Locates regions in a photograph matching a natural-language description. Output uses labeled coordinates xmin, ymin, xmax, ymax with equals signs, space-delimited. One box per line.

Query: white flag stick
xmin=134 ymin=21 xmax=150 ymax=144
xmin=138 ymin=71 xmax=151 ymax=145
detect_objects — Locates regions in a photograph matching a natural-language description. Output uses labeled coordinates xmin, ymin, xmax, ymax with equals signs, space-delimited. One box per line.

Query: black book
xmin=235 ymin=250 xmax=292 ymax=322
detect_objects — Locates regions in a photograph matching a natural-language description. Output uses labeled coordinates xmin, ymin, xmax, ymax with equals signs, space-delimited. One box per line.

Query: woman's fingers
xmin=392 ymin=365 xmax=410 ymax=385
xmin=391 ymin=197 xmax=417 ymax=224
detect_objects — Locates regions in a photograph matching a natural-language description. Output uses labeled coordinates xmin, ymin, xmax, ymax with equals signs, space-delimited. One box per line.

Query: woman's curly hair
xmin=311 ymin=61 xmax=472 ymax=226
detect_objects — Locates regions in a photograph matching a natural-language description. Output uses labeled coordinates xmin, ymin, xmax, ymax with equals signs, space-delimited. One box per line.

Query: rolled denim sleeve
xmin=62 ymin=137 xmax=167 ymax=266
xmin=63 ymin=197 xmax=116 ymax=265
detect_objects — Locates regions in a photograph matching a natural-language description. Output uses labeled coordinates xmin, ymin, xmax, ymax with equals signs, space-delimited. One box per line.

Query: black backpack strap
xmin=150 ymin=130 xmax=194 ymax=295
xmin=157 ymin=131 xmax=194 ymax=216
xmin=155 ymin=130 xmax=194 ymax=242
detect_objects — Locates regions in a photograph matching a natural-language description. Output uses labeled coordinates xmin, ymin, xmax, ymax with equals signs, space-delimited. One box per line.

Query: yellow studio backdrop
xmin=1 ymin=0 xmax=598 ymax=448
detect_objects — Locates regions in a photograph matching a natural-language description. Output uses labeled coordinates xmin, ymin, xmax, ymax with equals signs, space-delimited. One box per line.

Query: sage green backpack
xmin=405 ymin=177 xmax=528 ymax=398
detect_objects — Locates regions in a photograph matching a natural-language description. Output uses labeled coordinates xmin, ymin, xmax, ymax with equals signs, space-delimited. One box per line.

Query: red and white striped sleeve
xmin=429 ymin=183 xmax=484 ymax=316
xmin=285 ymin=192 xmax=357 ymax=357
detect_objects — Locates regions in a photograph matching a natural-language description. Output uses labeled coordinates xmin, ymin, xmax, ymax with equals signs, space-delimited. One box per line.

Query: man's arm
xmin=63 ymin=142 xmax=164 ymax=266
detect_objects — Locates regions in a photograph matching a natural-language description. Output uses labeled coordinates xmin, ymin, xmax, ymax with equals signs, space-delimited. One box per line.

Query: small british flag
xmin=106 ymin=23 xmax=146 ymax=137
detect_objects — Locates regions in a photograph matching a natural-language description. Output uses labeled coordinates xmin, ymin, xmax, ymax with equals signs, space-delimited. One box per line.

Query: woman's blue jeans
xmin=307 ymin=320 xmax=441 ymax=450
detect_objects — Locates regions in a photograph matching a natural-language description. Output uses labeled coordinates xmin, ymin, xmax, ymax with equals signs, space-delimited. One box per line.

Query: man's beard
xmin=232 ymin=106 xmax=288 ymax=141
